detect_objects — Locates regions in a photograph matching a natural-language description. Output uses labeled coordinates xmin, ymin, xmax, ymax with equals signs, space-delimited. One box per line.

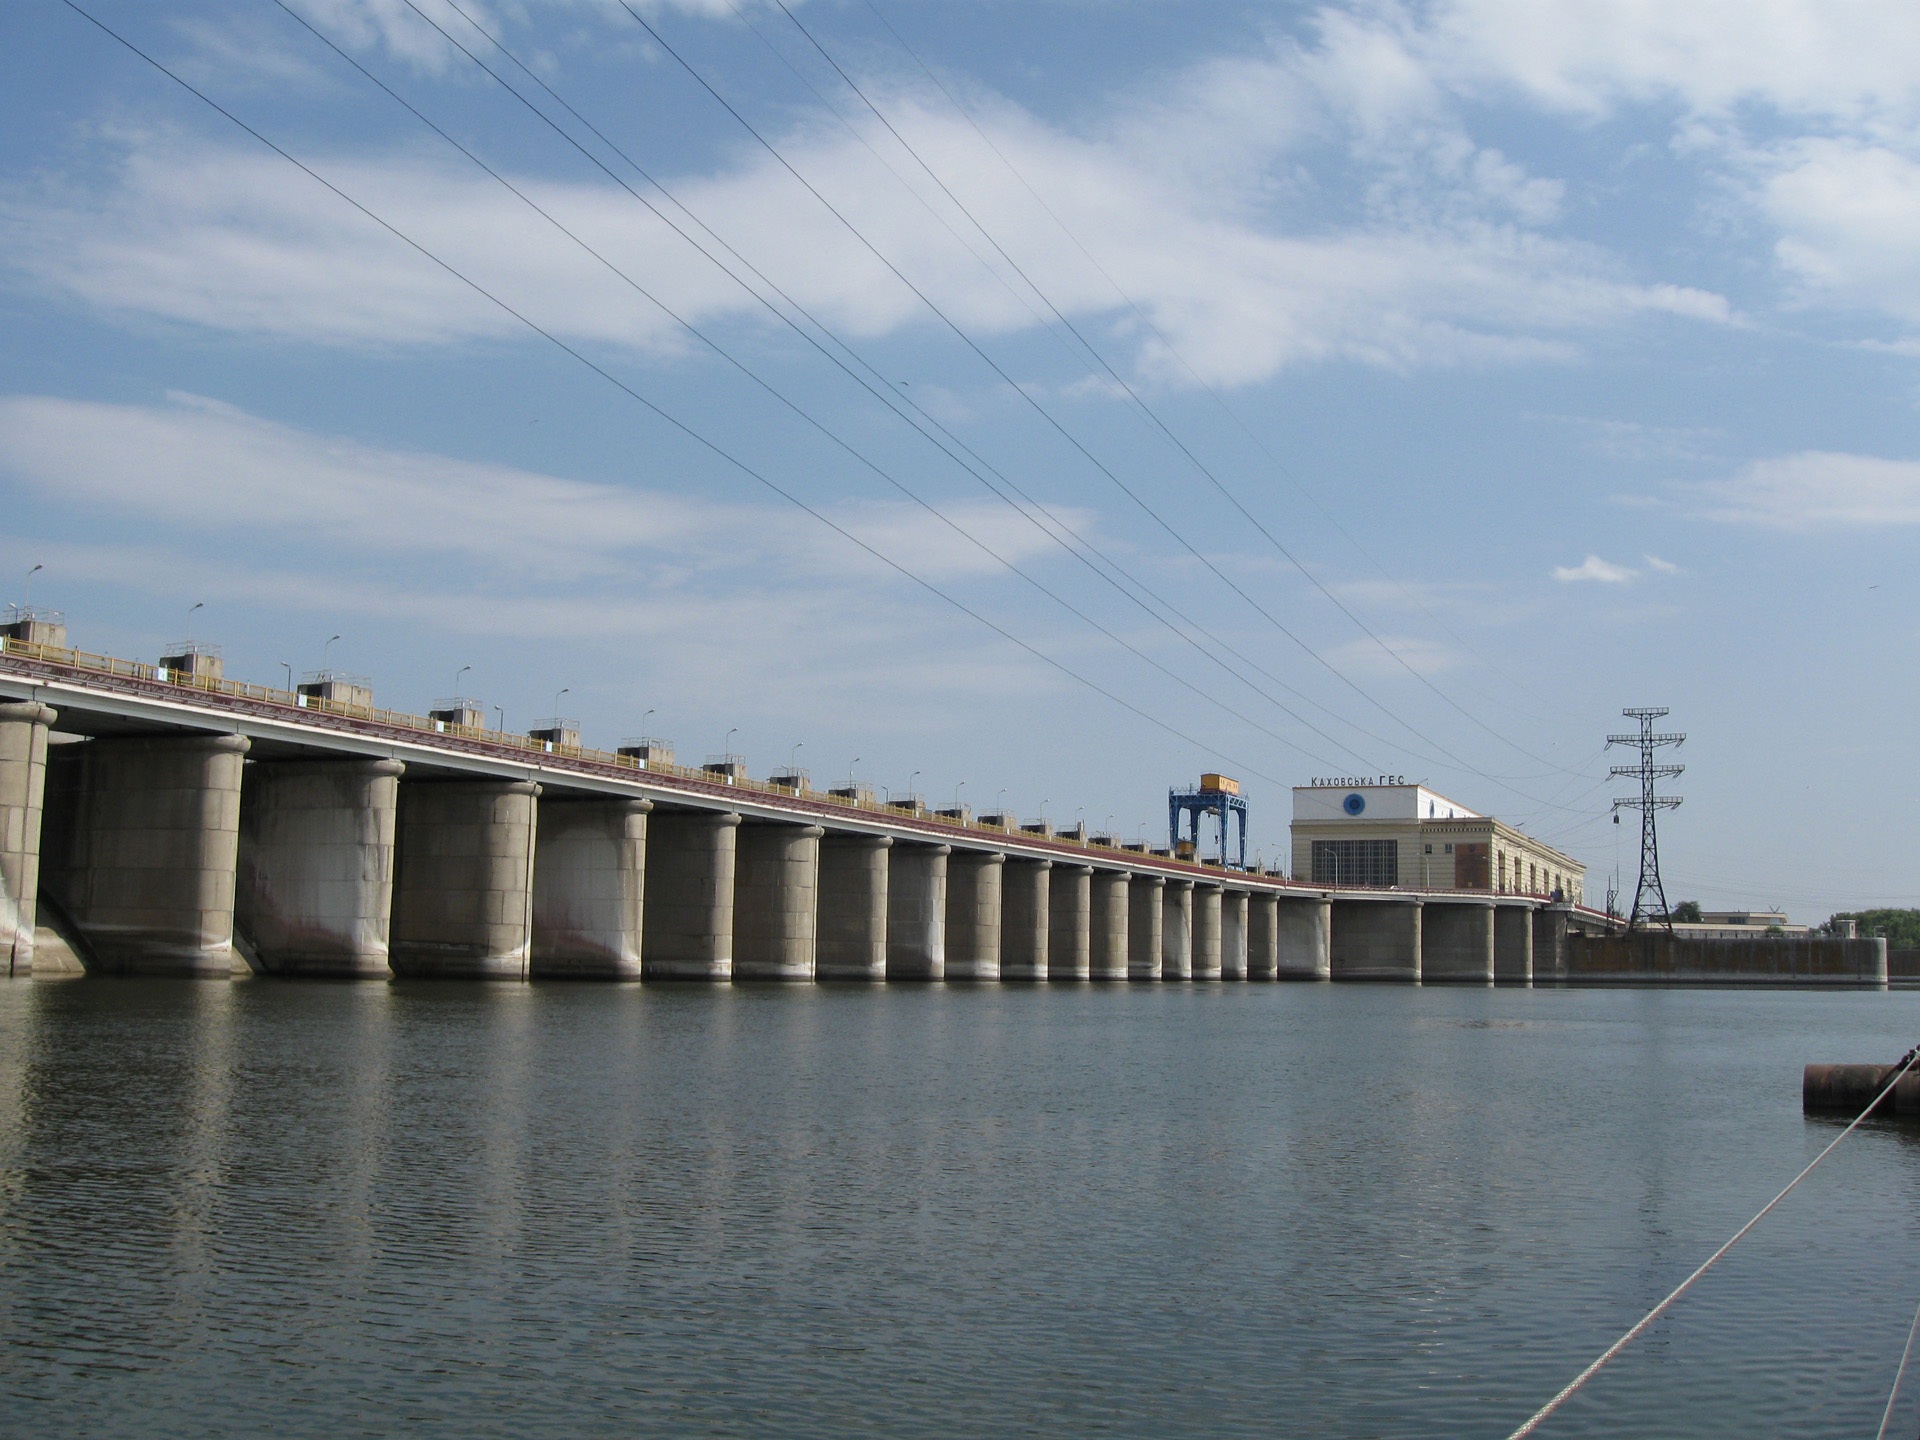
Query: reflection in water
xmin=1 ymin=981 xmax=1918 ymax=1438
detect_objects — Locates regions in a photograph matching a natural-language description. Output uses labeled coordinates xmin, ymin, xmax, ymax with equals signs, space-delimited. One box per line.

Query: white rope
xmin=1506 ymin=1049 xmax=1920 ymax=1439
xmin=1875 ymin=1295 xmax=1920 ymax=1440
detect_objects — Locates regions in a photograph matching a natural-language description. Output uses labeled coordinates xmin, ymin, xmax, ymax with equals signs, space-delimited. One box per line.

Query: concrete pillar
xmin=42 ymin=733 xmax=249 ymax=976
xmin=887 ymin=843 xmax=948 ymax=980
xmin=1275 ymin=896 xmax=1332 ymax=980
xmin=1422 ymin=899 xmax=1494 ymax=984
xmin=1161 ymin=879 xmax=1193 ymax=979
xmin=1001 ymin=857 xmax=1050 ymax=980
xmin=1247 ymin=892 xmax=1279 ymax=980
xmin=945 ymin=850 xmax=1004 ymax=981
xmin=816 ymin=833 xmax=889 ymax=980
xmin=1127 ymin=874 xmax=1164 ymax=980
xmin=642 ymin=809 xmax=740 ymax=980
xmin=1330 ymin=898 xmax=1422 ymax=982
xmin=531 ymin=796 xmax=650 ymax=979
xmin=1192 ymin=885 xmax=1224 ymax=980
xmin=0 ymin=702 xmax=55 ymax=976
xmin=391 ymin=778 xmax=539 ymax=979
xmin=1221 ymin=890 xmax=1250 ymax=980
xmin=238 ymin=758 xmax=404 ymax=978
xmin=733 ymin=821 xmax=822 ymax=981
xmin=1532 ymin=904 xmax=1570 ymax=984
xmin=1047 ymin=863 xmax=1092 ymax=980
xmin=1089 ymin=871 xmax=1129 ymax=980
xmin=1494 ymin=903 xmax=1534 ymax=985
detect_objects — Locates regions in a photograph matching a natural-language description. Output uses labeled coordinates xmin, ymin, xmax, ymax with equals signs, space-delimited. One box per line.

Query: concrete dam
xmin=1 ymin=616 xmax=1620 ymax=985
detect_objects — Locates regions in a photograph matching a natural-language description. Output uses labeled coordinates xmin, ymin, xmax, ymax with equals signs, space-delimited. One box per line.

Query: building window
xmin=1444 ymin=843 xmax=1454 ymax=854
xmin=1312 ymin=839 xmax=1399 ymax=888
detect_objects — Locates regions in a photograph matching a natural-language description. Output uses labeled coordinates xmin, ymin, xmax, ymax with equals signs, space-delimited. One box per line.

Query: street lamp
xmin=955 ymin=780 xmax=966 ymax=810
xmin=790 ymin=741 xmax=804 ymax=772
xmin=847 ymin=757 xmax=860 ymax=791
xmin=279 ymin=661 xmax=293 ymax=692
xmin=185 ymin=601 xmax=203 ymax=646
xmin=553 ymin=686 xmax=569 ymax=722
xmin=321 ymin=633 xmax=341 ymax=673
xmin=455 ymin=664 xmax=471 ymax=696
xmin=725 ymin=726 xmax=738 ymax=760
xmin=494 ymin=705 xmax=506 ymax=733
xmin=909 ymin=770 xmax=920 ymax=806
xmin=22 ymin=563 xmax=42 ymax=610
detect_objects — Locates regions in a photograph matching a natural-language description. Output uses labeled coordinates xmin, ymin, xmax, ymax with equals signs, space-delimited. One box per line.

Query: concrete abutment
xmin=0 ymin=702 xmax=55 ymax=976
xmin=531 ymin=796 xmax=650 ymax=979
xmin=390 ymin=778 xmax=539 ymax=979
xmin=642 ymin=809 xmax=740 ymax=981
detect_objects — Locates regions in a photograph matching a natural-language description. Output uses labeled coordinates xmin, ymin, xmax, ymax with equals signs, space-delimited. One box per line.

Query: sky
xmin=2 ymin=0 xmax=1917 ymax=923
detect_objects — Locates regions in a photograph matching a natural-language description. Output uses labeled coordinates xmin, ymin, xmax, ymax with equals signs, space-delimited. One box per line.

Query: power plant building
xmin=1290 ymin=781 xmax=1585 ymax=902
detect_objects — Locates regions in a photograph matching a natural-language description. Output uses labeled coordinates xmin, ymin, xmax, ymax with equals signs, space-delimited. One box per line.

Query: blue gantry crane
xmin=1169 ymin=773 xmax=1248 ymax=870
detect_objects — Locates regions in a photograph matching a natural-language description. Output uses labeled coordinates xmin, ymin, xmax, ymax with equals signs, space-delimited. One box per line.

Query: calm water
xmin=2 ymin=979 xmax=1918 ymax=1439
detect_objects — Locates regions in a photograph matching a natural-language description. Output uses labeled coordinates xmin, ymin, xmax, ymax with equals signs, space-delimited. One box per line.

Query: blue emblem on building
xmin=1343 ymin=792 xmax=1366 ymax=815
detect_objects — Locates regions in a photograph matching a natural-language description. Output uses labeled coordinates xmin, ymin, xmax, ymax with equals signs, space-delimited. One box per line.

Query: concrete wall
xmin=1330 ymin=898 xmax=1421 ymax=982
xmin=642 ymin=809 xmax=740 ymax=980
xmin=1089 ymin=871 xmax=1129 ymax=980
xmin=238 ymin=758 xmax=404 ymax=978
xmin=1275 ymin=897 xmax=1331 ymax=980
xmin=1221 ymin=891 xmax=1249 ymax=980
xmin=816 ymin=834 xmax=888 ymax=980
xmin=1532 ymin=906 xmax=1569 ymax=984
xmin=1047 ymin=864 xmax=1092 ymax=980
xmin=1422 ymin=900 xmax=1493 ymax=985
xmin=1161 ymin=880 xmax=1193 ymax=979
xmin=0 ymin=702 xmax=54 ymax=975
xmin=1001 ymin=857 xmax=1050 ymax=980
xmin=391 ymin=778 xmax=539 ymax=979
xmin=42 ymin=733 xmax=250 ymax=976
xmin=1494 ymin=904 xmax=1533 ymax=985
xmin=531 ymin=797 xmax=650 ymax=979
xmin=1566 ymin=934 xmax=1888 ymax=986
xmin=944 ymin=850 xmax=1004 ymax=981
xmin=1192 ymin=886 xmax=1223 ymax=980
xmin=887 ymin=843 xmax=947 ymax=980
xmin=733 ymin=821 xmax=822 ymax=981
xmin=1127 ymin=875 xmax=1164 ymax=981
xmin=1247 ymin=892 xmax=1278 ymax=980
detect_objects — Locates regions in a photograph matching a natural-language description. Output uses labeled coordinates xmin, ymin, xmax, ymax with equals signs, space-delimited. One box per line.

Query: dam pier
xmin=0 ymin=615 xmax=1882 ymax=987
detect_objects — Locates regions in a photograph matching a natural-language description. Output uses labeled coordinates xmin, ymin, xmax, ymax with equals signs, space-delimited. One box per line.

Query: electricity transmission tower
xmin=1608 ymin=707 xmax=1685 ymax=931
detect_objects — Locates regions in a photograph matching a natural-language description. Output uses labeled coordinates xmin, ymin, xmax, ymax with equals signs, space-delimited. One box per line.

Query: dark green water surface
xmin=2 ymin=979 xmax=1918 ymax=1438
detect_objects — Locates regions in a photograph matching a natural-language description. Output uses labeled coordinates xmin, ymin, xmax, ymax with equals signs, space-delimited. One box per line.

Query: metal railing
xmin=0 ymin=633 xmax=1608 ymax=912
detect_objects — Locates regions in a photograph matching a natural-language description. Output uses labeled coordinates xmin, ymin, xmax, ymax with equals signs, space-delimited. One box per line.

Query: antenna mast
xmin=1607 ymin=707 xmax=1685 ymax=931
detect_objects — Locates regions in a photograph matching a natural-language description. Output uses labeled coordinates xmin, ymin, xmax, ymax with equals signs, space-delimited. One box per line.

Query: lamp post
xmin=321 ymin=633 xmax=341 ymax=674
xmin=725 ymin=726 xmax=738 ymax=761
xmin=185 ymin=601 xmax=203 ymax=647
xmin=494 ymin=705 xmax=506 ymax=733
xmin=997 ymin=787 xmax=1008 ymax=824
xmin=642 ymin=708 xmax=654 ymax=732
xmin=279 ymin=661 xmax=293 ymax=692
xmin=553 ymin=686 xmax=569 ymax=724
xmin=954 ymin=780 xmax=966 ymax=811
xmin=22 ymin=563 xmax=42 ymax=611
xmin=909 ymin=770 xmax=920 ymax=807
xmin=847 ymin=757 xmax=860 ymax=792
xmin=455 ymin=664 xmax=471 ymax=697
xmin=790 ymin=741 xmax=804 ymax=773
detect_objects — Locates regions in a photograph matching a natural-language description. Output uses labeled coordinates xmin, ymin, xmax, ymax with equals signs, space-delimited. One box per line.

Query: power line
xmin=266 ymin=0 xmax=1375 ymax=777
xmin=605 ymin=0 xmax=1574 ymax=805
xmin=768 ymin=0 xmax=1583 ymax=783
xmin=57 ymin=0 xmax=1293 ymax=788
xmin=387 ymin=0 xmax=1502 ymax=776
xmin=859 ymin=0 xmax=1592 ymax=740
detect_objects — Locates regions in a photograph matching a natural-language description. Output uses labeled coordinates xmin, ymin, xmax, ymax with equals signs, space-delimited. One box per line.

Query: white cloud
xmin=1642 ymin=554 xmax=1683 ymax=575
xmin=0 ymin=391 xmax=1082 ymax=584
xmin=0 ymin=42 xmax=1728 ymax=387
xmin=1763 ymin=140 xmax=1920 ymax=323
xmin=1698 ymin=451 xmax=1920 ymax=528
xmin=1552 ymin=555 xmax=1636 ymax=583
xmin=281 ymin=0 xmax=778 ymax=73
